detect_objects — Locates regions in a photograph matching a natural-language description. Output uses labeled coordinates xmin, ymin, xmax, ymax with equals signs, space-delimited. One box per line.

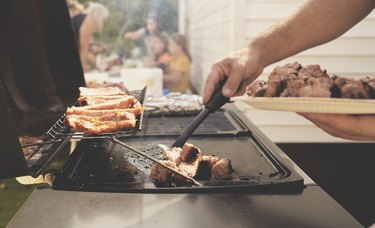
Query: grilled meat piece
xmin=65 ymin=112 xmax=136 ymax=134
xmin=79 ymin=87 xmax=127 ymax=97
xmin=279 ymin=75 xmax=305 ymax=97
xmin=333 ymin=76 xmax=370 ymax=99
xmin=298 ymin=77 xmax=331 ymax=97
xmin=212 ymin=158 xmax=233 ymax=180
xmin=78 ymin=95 xmax=126 ymax=106
xmin=86 ymin=81 xmax=130 ymax=94
xmin=179 ymin=143 xmax=202 ymax=163
xmin=149 ymin=161 xmax=178 ymax=182
xmin=246 ymin=80 xmax=266 ymax=97
xmin=66 ymin=107 xmax=143 ymax=117
xmin=149 ymin=144 xmax=232 ymax=183
xmin=362 ymin=77 xmax=375 ymax=98
xmin=76 ymin=96 xmax=139 ymax=110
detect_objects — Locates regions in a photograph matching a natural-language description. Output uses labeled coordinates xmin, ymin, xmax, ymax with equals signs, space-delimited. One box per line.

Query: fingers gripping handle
xmin=204 ymin=78 xmax=230 ymax=112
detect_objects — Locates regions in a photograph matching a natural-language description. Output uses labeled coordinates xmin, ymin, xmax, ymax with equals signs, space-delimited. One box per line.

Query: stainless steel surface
xmin=8 ymin=187 xmax=362 ymax=228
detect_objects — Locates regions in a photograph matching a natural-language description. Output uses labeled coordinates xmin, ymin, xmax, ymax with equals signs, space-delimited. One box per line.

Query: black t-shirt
xmin=71 ymin=13 xmax=86 ymax=49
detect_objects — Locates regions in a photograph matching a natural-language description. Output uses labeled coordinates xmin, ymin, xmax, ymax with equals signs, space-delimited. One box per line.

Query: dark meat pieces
xmin=298 ymin=77 xmax=331 ymax=97
xmin=149 ymin=143 xmax=232 ymax=183
xmin=247 ymin=80 xmax=266 ymax=97
xmin=246 ymin=63 xmax=375 ymax=99
xmin=180 ymin=143 xmax=202 ymax=163
xmin=333 ymin=76 xmax=370 ymax=99
xmin=279 ymin=75 xmax=305 ymax=97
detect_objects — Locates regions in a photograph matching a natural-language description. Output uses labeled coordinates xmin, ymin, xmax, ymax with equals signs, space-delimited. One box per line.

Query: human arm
xmin=203 ymin=0 xmax=375 ymax=104
xmin=124 ymin=28 xmax=146 ymax=41
xmin=79 ymin=15 xmax=96 ymax=72
xmin=298 ymin=113 xmax=375 ymax=141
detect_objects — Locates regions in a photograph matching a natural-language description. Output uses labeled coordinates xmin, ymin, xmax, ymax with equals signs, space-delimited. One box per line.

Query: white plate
xmin=231 ymin=96 xmax=375 ymax=114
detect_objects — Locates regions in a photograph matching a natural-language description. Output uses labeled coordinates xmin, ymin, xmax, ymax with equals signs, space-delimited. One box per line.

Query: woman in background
xmin=144 ymin=34 xmax=171 ymax=72
xmin=123 ymin=14 xmax=168 ymax=60
xmin=68 ymin=1 xmax=109 ymax=72
xmin=163 ymin=33 xmax=192 ymax=93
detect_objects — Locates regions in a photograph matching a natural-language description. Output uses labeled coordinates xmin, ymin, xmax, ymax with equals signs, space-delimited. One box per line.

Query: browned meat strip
xmin=79 ymin=87 xmax=127 ymax=97
xmin=65 ymin=112 xmax=136 ymax=134
xmin=86 ymin=81 xmax=129 ymax=93
xmin=78 ymin=95 xmax=127 ymax=106
xmin=212 ymin=158 xmax=233 ymax=180
xmin=74 ymin=96 xmax=138 ymax=110
xmin=66 ymin=106 xmax=143 ymax=117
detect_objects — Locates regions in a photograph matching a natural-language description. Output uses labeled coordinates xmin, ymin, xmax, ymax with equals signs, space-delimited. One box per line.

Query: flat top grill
xmin=51 ymin=107 xmax=304 ymax=193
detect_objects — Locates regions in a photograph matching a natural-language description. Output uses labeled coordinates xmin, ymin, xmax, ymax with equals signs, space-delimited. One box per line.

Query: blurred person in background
xmin=68 ymin=1 xmax=109 ymax=72
xmin=163 ymin=33 xmax=191 ymax=93
xmin=144 ymin=34 xmax=171 ymax=72
xmin=123 ymin=13 xmax=168 ymax=61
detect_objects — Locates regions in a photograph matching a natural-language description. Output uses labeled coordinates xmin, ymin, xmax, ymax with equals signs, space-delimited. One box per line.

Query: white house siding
xmin=183 ymin=0 xmax=375 ymax=143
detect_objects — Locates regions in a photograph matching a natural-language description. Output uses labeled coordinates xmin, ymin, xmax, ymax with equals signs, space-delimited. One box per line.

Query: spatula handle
xmin=204 ymin=78 xmax=230 ymax=112
xmin=171 ymin=79 xmax=229 ymax=148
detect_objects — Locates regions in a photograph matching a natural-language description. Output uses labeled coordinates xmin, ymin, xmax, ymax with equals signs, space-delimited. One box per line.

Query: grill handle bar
xmin=172 ymin=79 xmax=229 ymax=148
xmin=111 ymin=137 xmax=203 ymax=186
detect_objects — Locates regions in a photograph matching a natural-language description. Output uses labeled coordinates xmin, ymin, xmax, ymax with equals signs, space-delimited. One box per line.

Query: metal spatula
xmin=171 ymin=79 xmax=229 ymax=148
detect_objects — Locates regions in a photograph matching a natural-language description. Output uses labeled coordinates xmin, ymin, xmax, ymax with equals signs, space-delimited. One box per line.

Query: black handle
xmin=171 ymin=79 xmax=229 ymax=148
xmin=204 ymin=78 xmax=230 ymax=112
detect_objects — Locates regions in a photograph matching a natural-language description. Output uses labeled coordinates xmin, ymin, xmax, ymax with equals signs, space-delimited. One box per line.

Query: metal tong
xmin=172 ymin=78 xmax=229 ymax=148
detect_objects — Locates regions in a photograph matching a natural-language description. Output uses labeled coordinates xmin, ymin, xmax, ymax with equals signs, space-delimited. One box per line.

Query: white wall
xmin=182 ymin=0 xmax=375 ymax=143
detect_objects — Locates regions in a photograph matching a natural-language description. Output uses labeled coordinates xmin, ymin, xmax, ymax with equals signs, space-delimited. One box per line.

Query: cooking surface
xmin=52 ymin=107 xmax=303 ymax=193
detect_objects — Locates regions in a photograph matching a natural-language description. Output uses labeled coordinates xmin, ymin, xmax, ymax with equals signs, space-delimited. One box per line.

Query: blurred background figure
xmin=68 ymin=1 xmax=109 ymax=72
xmin=144 ymin=34 xmax=171 ymax=72
xmin=163 ymin=33 xmax=191 ymax=93
xmin=123 ymin=13 xmax=168 ymax=61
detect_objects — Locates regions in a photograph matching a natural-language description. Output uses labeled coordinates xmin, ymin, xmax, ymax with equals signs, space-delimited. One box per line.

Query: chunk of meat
xmin=163 ymin=147 xmax=182 ymax=163
xmin=298 ymin=77 xmax=331 ymax=97
xmin=149 ymin=161 xmax=177 ymax=182
xmin=279 ymin=75 xmax=305 ymax=97
xmin=149 ymin=144 xmax=233 ymax=183
xmin=247 ymin=80 xmax=266 ymax=97
xmin=179 ymin=143 xmax=202 ymax=163
xmin=212 ymin=158 xmax=233 ymax=180
xmin=79 ymin=87 xmax=126 ymax=97
xmin=334 ymin=76 xmax=370 ymax=99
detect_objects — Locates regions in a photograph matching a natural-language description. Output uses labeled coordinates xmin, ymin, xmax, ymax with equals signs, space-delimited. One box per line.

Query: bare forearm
xmin=251 ymin=0 xmax=375 ymax=67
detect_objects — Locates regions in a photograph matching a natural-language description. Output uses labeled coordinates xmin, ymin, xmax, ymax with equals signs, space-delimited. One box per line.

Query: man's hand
xmin=298 ymin=113 xmax=375 ymax=141
xmin=203 ymin=48 xmax=264 ymax=104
